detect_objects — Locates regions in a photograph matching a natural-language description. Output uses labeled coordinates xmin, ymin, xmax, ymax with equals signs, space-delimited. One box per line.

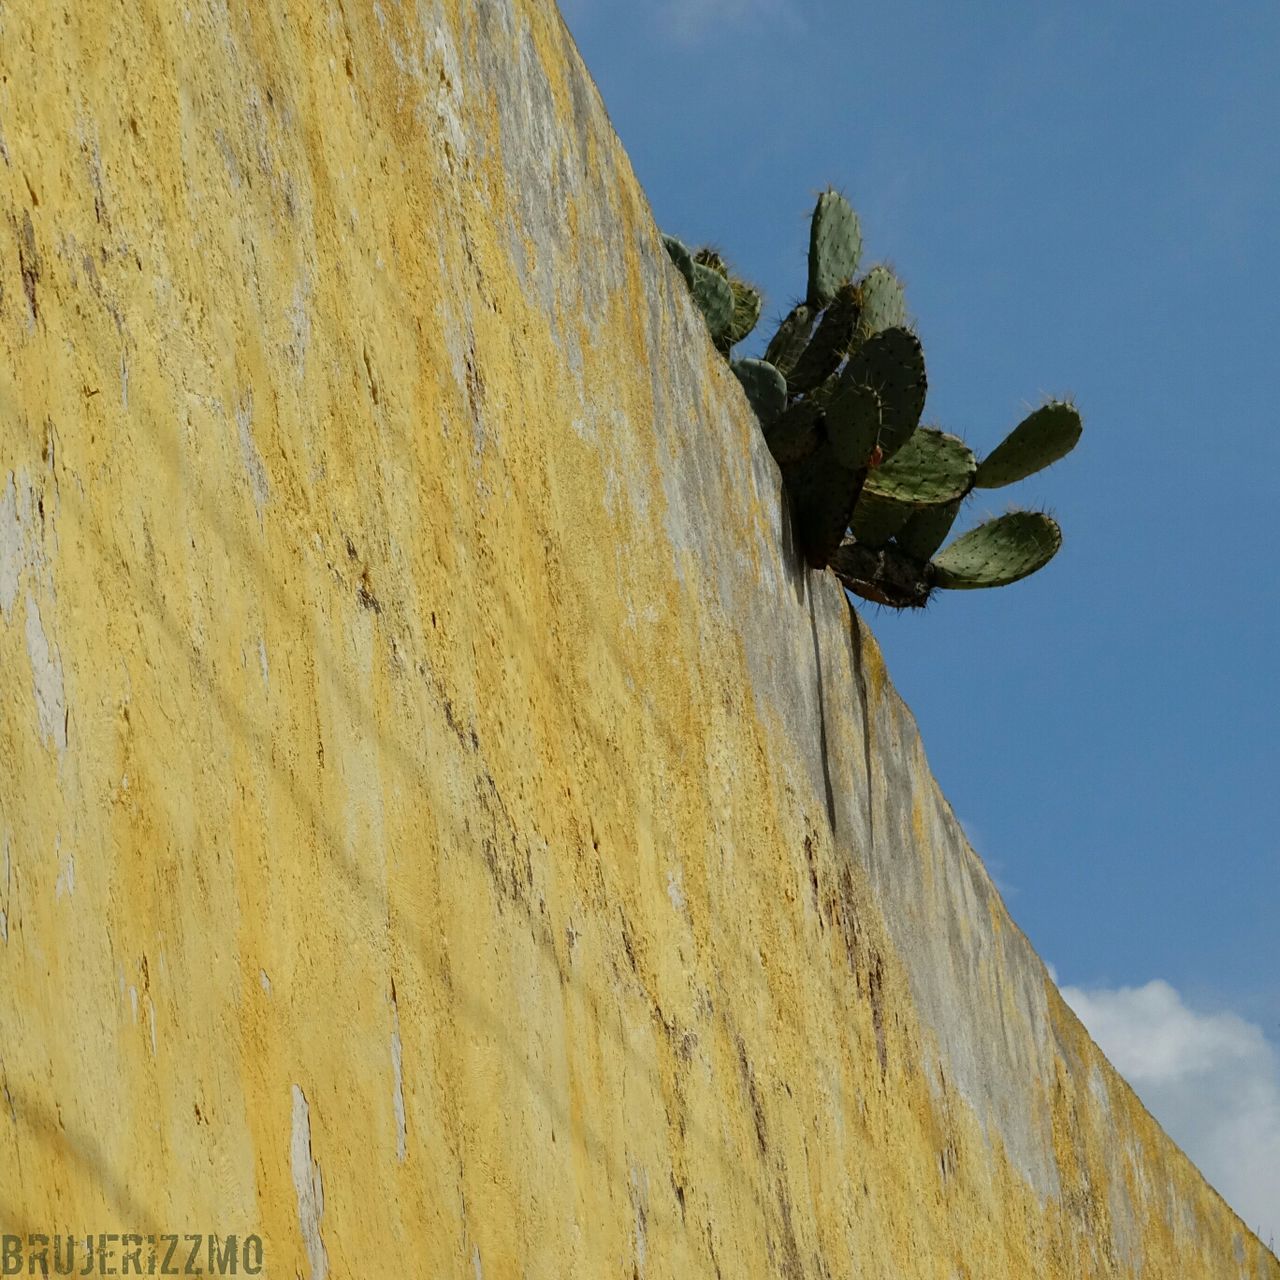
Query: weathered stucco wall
xmin=0 ymin=2 xmax=1274 ymax=1276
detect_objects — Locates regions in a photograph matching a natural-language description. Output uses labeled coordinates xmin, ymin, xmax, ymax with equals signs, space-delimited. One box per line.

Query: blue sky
xmin=561 ymin=0 xmax=1279 ymax=1243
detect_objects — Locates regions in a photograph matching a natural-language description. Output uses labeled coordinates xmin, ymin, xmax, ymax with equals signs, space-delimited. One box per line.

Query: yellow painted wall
xmin=0 ymin=1 xmax=1273 ymax=1276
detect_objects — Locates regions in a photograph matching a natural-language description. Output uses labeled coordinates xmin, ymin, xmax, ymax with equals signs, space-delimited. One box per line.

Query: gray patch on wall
xmin=24 ymin=592 xmax=67 ymax=756
xmin=290 ymin=1084 xmax=330 ymax=1280
xmin=0 ymin=474 xmax=21 ymax=617
xmin=236 ymin=393 xmax=270 ymax=523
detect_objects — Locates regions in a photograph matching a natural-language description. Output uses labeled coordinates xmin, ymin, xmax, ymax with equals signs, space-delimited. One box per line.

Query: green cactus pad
xmin=841 ymin=327 xmax=927 ymax=461
xmin=830 ymin=541 xmax=933 ymax=609
xmin=807 ymin=190 xmax=862 ymax=308
xmin=853 ymin=265 xmax=907 ymax=344
xmin=783 ymin=443 xmax=863 ymax=567
xmin=895 ymin=498 xmax=962 ymax=562
xmin=973 ymin=401 xmax=1083 ymax=489
xmin=763 ymin=304 xmax=817 ymax=377
xmin=932 ymin=512 xmax=1062 ymax=589
xmin=731 ymin=358 xmax=787 ymax=427
xmin=691 ymin=262 xmax=734 ymax=343
xmin=787 ymin=283 xmax=860 ymax=394
xmin=864 ymin=426 xmax=976 ymax=506
xmin=662 ymin=234 xmax=696 ymax=288
xmin=726 ymin=278 xmax=763 ymax=347
xmin=849 ymin=490 xmax=914 ymax=549
xmin=826 ymin=382 xmax=882 ymax=469
xmin=764 ymin=397 xmax=823 ymax=465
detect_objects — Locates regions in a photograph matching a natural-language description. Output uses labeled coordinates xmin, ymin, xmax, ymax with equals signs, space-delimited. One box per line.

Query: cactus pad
xmin=732 ymin=359 xmax=787 ymax=427
xmin=662 ymin=234 xmax=695 ymax=288
xmin=787 ymin=283 xmax=859 ymax=394
xmin=864 ymin=426 xmax=976 ymax=506
xmin=826 ymin=382 xmax=882 ymax=469
xmin=807 ymin=190 xmax=862 ymax=307
xmin=854 ymin=265 xmax=907 ymax=344
xmin=895 ymin=499 xmax=961 ymax=562
xmin=783 ymin=443 xmax=863 ymax=567
xmin=841 ymin=327 xmax=927 ymax=461
xmin=763 ymin=304 xmax=818 ymax=378
xmin=726 ymin=278 xmax=764 ymax=347
xmin=691 ymin=263 xmax=734 ymax=343
xmin=850 ymin=490 xmax=914 ymax=549
xmin=973 ymin=402 xmax=1082 ymax=489
xmin=931 ymin=512 xmax=1062 ymax=589
xmin=764 ymin=397 xmax=823 ymax=464
xmin=669 ymin=193 xmax=1081 ymax=613
xmin=830 ymin=541 xmax=933 ymax=609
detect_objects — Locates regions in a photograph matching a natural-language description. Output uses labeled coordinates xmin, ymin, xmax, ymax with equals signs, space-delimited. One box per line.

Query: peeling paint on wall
xmin=23 ymin=592 xmax=66 ymax=756
xmin=53 ymin=842 xmax=74 ymax=900
xmin=290 ymin=1086 xmax=329 ymax=1280
xmin=0 ymin=474 xmax=22 ymax=618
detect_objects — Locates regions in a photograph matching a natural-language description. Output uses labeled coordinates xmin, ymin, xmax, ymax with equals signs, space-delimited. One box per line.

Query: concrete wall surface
xmin=0 ymin=1 xmax=1275 ymax=1276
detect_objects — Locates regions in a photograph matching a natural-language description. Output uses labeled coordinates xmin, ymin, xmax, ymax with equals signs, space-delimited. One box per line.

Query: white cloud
xmin=1060 ymin=978 xmax=1280 ymax=1249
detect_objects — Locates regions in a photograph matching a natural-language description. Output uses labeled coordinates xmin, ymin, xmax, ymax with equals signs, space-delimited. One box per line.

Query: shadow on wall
xmin=6 ymin=1084 xmax=161 ymax=1232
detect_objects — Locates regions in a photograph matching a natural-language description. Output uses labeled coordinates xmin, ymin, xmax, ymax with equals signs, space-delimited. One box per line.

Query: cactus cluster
xmin=662 ymin=189 xmax=1082 ymax=610
xmin=660 ymin=236 xmax=764 ymax=359
xmin=832 ymin=399 xmax=1080 ymax=606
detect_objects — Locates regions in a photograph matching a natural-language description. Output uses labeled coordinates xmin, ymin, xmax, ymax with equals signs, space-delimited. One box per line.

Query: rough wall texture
xmin=0 ymin=2 xmax=1274 ymax=1277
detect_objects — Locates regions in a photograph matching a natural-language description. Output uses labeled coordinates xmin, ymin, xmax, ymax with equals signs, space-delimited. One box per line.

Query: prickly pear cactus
xmin=808 ymin=189 xmax=862 ymax=307
xmin=841 ymin=327 xmax=928 ymax=462
xmin=691 ymin=263 xmax=734 ymax=344
xmin=853 ymin=265 xmax=907 ymax=346
xmin=763 ymin=304 xmax=817 ymax=378
xmin=825 ymin=382 xmax=882 ymax=469
xmin=731 ymin=359 xmax=787 ymax=428
xmin=783 ymin=443 xmax=865 ymax=568
xmin=726 ymin=279 xmax=764 ymax=348
xmin=931 ymin=512 xmax=1062 ymax=588
xmin=973 ymin=402 xmax=1082 ymax=489
xmin=850 ymin=491 xmax=915 ymax=550
xmin=663 ymin=195 xmax=1081 ymax=609
xmin=662 ymin=233 xmax=766 ymax=360
xmin=830 ymin=512 xmax=1063 ymax=606
xmin=828 ymin=541 xmax=933 ymax=609
xmin=662 ymin=233 xmax=696 ymax=288
xmin=693 ymin=247 xmax=729 ymax=276
xmin=787 ymin=284 xmax=860 ymax=394
xmin=674 ymin=193 xmax=929 ymax=567
xmin=863 ymin=426 xmax=975 ymax=506
xmin=835 ymin=387 xmax=1081 ymax=605
xmin=895 ymin=498 xmax=961 ymax=562
xmin=764 ymin=398 xmax=824 ymax=465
